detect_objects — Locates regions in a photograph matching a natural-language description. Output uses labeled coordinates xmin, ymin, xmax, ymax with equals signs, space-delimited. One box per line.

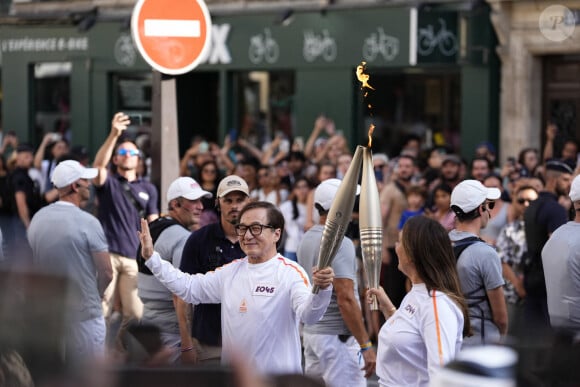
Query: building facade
xmin=0 ymin=0 xmax=499 ymax=164
xmin=488 ymin=0 xmax=580 ymax=162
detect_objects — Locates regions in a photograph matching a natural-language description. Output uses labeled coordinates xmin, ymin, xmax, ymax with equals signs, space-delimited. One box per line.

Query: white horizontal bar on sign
xmin=144 ymin=19 xmax=201 ymax=38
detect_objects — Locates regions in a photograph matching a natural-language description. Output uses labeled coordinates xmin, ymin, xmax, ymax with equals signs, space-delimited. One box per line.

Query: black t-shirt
xmin=0 ymin=174 xmax=14 ymax=215
xmin=523 ymin=191 xmax=568 ymax=296
xmin=11 ymin=167 xmax=42 ymax=217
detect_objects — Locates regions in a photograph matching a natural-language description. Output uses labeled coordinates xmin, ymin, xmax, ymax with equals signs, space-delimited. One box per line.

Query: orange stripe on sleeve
xmin=432 ymin=289 xmax=444 ymax=366
xmin=277 ymin=257 xmax=309 ymax=286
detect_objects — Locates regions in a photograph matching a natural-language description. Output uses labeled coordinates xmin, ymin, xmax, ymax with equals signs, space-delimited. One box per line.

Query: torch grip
xmin=312 ymin=284 xmax=321 ymax=294
xmin=360 ymin=228 xmax=382 ymax=311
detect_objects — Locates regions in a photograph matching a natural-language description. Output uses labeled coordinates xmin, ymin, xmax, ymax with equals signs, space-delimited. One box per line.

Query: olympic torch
xmin=312 ymin=145 xmax=364 ymax=294
xmin=359 ymin=147 xmax=382 ymax=310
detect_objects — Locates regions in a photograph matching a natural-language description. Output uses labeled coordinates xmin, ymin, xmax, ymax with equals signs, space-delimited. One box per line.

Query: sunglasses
xmin=517 ymin=198 xmax=533 ymax=205
xmin=117 ymin=148 xmax=140 ymax=157
xmin=482 ymin=201 xmax=496 ymax=211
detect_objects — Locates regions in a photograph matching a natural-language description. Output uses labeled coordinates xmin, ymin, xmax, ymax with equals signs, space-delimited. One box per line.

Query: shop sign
xmin=201 ymin=7 xmax=411 ymax=69
xmin=0 ymin=36 xmax=88 ymax=53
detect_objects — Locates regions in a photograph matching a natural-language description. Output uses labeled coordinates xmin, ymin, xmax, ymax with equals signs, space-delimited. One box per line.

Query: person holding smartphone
xmin=93 ymin=112 xmax=159 ymax=353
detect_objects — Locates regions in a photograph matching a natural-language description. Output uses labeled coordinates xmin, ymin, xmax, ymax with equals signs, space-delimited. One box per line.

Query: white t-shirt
xmin=279 ymin=200 xmax=306 ymax=253
xmin=376 ymin=283 xmax=463 ymax=387
xmin=145 ymin=252 xmax=332 ymax=374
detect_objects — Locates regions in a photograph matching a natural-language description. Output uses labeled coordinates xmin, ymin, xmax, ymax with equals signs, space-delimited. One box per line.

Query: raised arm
xmin=304 ymin=115 xmax=327 ymax=159
xmin=139 ymin=219 xmax=222 ymax=305
xmin=543 ymin=122 xmax=557 ymax=162
xmin=93 ymin=112 xmax=130 ymax=187
xmin=33 ymin=133 xmax=53 ymax=170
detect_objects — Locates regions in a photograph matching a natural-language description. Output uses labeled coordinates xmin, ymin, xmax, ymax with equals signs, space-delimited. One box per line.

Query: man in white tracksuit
xmin=139 ymin=200 xmax=334 ymax=375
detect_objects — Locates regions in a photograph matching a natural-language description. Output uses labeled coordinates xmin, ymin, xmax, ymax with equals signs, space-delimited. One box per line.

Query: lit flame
xmin=368 ymin=123 xmax=375 ymax=148
xmin=356 ymin=61 xmax=376 ymax=148
xmin=356 ymin=62 xmax=374 ymax=90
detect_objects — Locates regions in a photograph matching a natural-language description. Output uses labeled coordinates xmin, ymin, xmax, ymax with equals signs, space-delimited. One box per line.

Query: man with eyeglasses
xmin=93 ymin=112 xmax=159 ymax=353
xmin=449 ymin=179 xmax=508 ymax=346
xmin=139 ymin=201 xmax=334 ymax=375
xmin=28 ymin=160 xmax=112 ymax=361
xmin=176 ymin=175 xmax=249 ymax=365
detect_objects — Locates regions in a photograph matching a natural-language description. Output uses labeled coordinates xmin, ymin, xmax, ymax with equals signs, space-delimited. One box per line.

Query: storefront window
xmin=363 ymin=71 xmax=460 ymax=157
xmin=33 ymin=62 xmax=71 ymax=143
xmin=234 ymin=71 xmax=294 ymax=149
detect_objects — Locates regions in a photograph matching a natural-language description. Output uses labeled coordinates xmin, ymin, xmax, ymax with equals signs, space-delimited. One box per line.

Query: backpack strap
xmin=119 ymin=178 xmax=146 ymax=219
xmin=452 ymin=235 xmax=494 ymax=341
xmin=452 ymin=236 xmax=484 ymax=260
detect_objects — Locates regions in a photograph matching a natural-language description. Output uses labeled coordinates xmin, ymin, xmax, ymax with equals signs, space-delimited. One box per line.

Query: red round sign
xmin=131 ymin=0 xmax=212 ymax=75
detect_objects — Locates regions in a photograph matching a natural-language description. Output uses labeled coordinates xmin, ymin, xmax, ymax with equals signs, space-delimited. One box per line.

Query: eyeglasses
xmin=117 ymin=148 xmax=140 ymax=157
xmin=234 ymin=223 xmax=275 ymax=237
xmin=517 ymin=198 xmax=533 ymax=205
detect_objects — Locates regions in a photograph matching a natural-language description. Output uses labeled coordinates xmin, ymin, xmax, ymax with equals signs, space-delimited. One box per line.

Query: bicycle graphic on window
xmin=303 ymin=29 xmax=337 ymax=63
xmin=362 ymin=27 xmax=399 ymax=62
xmin=417 ymin=18 xmax=458 ymax=57
xmin=248 ymin=28 xmax=280 ymax=64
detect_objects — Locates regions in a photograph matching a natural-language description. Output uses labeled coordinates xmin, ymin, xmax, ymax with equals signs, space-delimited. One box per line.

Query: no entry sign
xmin=131 ymin=0 xmax=212 ymax=75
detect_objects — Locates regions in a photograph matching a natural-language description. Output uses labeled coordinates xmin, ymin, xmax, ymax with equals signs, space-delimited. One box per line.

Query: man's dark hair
xmin=239 ymin=201 xmax=285 ymax=249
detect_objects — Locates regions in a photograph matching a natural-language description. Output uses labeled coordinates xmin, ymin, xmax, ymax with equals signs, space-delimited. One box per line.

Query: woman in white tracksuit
xmin=368 ymin=216 xmax=471 ymax=387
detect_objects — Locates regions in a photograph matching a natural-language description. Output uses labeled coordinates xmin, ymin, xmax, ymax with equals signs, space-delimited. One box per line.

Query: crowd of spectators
xmin=1 ymin=112 xmax=579 ymax=385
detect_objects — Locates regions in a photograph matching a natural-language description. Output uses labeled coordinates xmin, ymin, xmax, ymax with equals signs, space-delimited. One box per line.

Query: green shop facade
xmin=0 ymin=4 xmax=499 ymax=160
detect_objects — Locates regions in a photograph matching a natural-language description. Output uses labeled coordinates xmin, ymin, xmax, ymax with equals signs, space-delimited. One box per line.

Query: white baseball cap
xmin=51 ymin=160 xmax=98 ymax=189
xmin=167 ymin=177 xmax=212 ymax=202
xmin=569 ymin=174 xmax=580 ymax=202
xmin=314 ymin=178 xmax=361 ymax=211
xmin=451 ymin=179 xmax=501 ymax=213
xmin=217 ymin=175 xmax=249 ymax=198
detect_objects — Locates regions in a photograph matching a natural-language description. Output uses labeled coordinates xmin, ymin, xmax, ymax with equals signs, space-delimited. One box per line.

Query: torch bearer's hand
xmin=367 ymin=287 xmax=396 ymax=319
xmin=312 ymin=267 xmax=334 ymax=290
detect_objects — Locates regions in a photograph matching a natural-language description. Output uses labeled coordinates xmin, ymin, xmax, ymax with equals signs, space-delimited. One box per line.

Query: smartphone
xmin=229 ymin=128 xmax=238 ymax=142
xmin=199 ymin=141 xmax=209 ymax=153
xmin=294 ymin=136 xmax=304 ymax=151
xmin=279 ymin=139 xmax=290 ymax=153
xmin=577 ymin=152 xmax=580 ymax=167
xmin=507 ymin=157 xmax=516 ymax=166
xmin=128 ymin=114 xmax=143 ymax=126
xmin=51 ymin=133 xmax=62 ymax=142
